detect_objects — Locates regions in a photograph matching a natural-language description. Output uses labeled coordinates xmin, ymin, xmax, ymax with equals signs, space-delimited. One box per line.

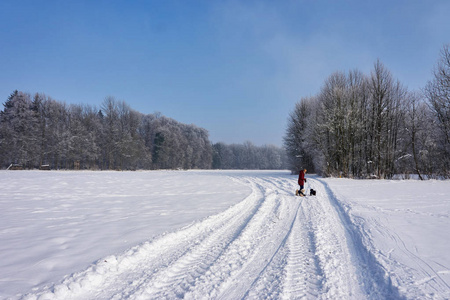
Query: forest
xmin=284 ymin=45 xmax=450 ymax=179
xmin=0 ymin=94 xmax=287 ymax=170
xmin=212 ymin=142 xmax=287 ymax=170
xmin=2 ymin=44 xmax=448 ymax=176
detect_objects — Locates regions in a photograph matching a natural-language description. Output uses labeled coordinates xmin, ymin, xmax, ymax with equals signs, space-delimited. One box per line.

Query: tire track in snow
xmin=242 ymin=195 xmax=323 ymax=300
xmin=181 ymin=179 xmax=298 ymax=299
xmin=128 ymin=179 xmax=273 ymax=299
xmin=235 ymin=176 xmax=323 ymax=299
xmin=116 ymin=179 xmax=266 ymax=299
xmin=316 ymin=178 xmax=406 ymax=299
xmin=22 ymin=178 xmax=267 ymax=300
xmin=22 ymin=173 xmax=406 ymax=300
xmin=281 ymin=199 xmax=323 ymax=299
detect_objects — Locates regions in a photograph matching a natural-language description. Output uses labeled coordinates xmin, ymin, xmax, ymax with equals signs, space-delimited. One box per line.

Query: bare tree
xmin=285 ymin=61 xmax=411 ymax=178
xmin=424 ymin=45 xmax=450 ymax=176
xmin=284 ymin=97 xmax=316 ymax=173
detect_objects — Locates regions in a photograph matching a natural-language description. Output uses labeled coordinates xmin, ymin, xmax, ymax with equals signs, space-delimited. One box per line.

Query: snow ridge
xmin=317 ymin=178 xmax=405 ymax=299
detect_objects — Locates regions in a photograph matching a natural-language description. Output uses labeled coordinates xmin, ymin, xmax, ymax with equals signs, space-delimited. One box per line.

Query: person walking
xmin=296 ymin=169 xmax=307 ymax=196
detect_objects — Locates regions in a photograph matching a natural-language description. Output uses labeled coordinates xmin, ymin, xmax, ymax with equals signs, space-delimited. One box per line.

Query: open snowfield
xmin=0 ymin=170 xmax=449 ymax=299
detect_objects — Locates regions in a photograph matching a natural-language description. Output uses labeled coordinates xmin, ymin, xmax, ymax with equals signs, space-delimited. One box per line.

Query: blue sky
xmin=1 ymin=0 xmax=449 ymax=146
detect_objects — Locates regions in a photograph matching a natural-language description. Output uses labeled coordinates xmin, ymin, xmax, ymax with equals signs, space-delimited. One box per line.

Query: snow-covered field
xmin=0 ymin=170 xmax=448 ymax=299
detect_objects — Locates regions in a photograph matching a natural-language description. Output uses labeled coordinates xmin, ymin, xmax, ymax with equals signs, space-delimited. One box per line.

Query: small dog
xmin=310 ymin=189 xmax=316 ymax=196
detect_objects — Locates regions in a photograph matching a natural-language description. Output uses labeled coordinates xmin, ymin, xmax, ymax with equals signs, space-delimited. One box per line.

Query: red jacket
xmin=298 ymin=170 xmax=306 ymax=185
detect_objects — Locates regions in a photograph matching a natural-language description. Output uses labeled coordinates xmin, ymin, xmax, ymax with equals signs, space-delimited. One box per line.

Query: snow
xmin=320 ymin=178 xmax=450 ymax=298
xmin=0 ymin=170 xmax=449 ymax=299
xmin=0 ymin=170 xmax=249 ymax=299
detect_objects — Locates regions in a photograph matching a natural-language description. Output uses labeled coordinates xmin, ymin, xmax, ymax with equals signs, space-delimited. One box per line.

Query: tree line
xmin=284 ymin=45 xmax=450 ymax=179
xmin=0 ymin=93 xmax=287 ymax=170
xmin=212 ymin=141 xmax=288 ymax=170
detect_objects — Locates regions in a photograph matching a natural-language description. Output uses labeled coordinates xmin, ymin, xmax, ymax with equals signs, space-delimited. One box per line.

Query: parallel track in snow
xmin=23 ymin=174 xmax=404 ymax=300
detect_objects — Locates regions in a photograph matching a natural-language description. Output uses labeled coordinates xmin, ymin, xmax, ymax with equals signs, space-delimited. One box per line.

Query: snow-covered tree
xmin=284 ymin=97 xmax=316 ymax=174
xmin=0 ymin=92 xmax=214 ymax=170
xmin=424 ymin=44 xmax=450 ymax=177
xmin=212 ymin=142 xmax=287 ymax=170
xmin=285 ymin=61 xmax=417 ymax=178
xmin=0 ymin=91 xmax=37 ymax=168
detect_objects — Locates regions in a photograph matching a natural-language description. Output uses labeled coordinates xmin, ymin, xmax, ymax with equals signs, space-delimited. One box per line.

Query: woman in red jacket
xmin=297 ymin=169 xmax=307 ymax=196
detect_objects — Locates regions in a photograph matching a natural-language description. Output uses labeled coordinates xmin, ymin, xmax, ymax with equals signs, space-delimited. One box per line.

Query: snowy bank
xmin=322 ymin=178 xmax=450 ymax=299
xmin=1 ymin=171 xmax=449 ymax=299
xmin=0 ymin=170 xmax=251 ymax=298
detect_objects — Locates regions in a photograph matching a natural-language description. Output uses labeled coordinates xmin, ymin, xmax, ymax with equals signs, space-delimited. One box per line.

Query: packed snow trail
xmin=22 ymin=175 xmax=403 ymax=300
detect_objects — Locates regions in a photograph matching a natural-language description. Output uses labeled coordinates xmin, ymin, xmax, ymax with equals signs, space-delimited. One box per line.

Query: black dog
xmin=310 ymin=189 xmax=316 ymax=196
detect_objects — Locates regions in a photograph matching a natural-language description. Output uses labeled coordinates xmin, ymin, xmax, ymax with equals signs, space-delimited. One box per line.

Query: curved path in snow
xmin=23 ymin=175 xmax=404 ymax=300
